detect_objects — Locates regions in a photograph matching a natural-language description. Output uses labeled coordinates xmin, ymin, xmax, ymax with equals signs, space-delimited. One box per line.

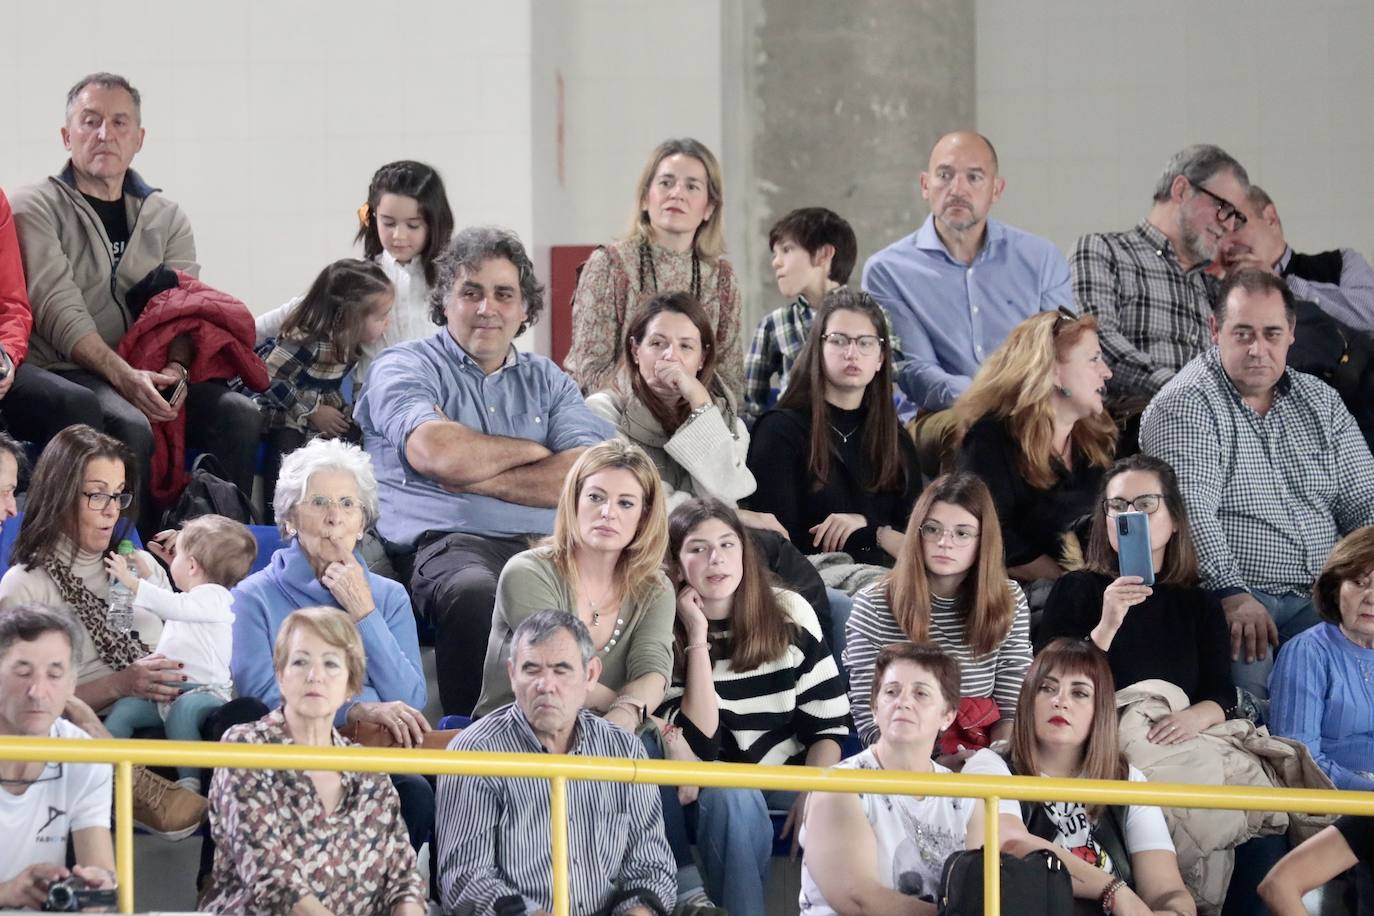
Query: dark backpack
xmin=937 ymin=847 xmax=1072 ymax=916
xmin=160 ymin=453 xmax=258 ymax=530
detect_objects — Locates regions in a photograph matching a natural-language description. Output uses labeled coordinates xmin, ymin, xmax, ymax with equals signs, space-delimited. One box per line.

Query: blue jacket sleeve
xmin=1270 ymin=630 xmax=1374 ymax=791
xmin=228 ymin=580 xmax=283 ymax=710
xmin=346 ymin=577 xmax=427 ymax=717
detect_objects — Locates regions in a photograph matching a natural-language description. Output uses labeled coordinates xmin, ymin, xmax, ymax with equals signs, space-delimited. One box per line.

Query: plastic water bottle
xmin=107 ymin=539 xmax=137 ymax=634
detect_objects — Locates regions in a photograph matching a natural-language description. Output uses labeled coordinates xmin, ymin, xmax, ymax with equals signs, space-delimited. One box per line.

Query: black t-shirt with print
xmin=82 ymin=193 xmax=129 ymax=265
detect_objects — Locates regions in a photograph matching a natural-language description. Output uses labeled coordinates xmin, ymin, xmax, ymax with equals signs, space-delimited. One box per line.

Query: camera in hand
xmin=494 ymin=894 xmax=528 ymax=916
xmin=43 ymin=875 xmax=117 ymax=912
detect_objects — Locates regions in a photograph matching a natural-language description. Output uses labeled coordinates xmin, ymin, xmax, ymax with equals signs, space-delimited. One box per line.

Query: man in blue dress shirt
xmin=862 ymin=131 xmax=1072 ymax=476
xmin=355 ymin=226 xmax=614 ymax=716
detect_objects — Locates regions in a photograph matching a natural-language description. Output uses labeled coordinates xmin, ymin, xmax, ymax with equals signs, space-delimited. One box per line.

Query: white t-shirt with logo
xmin=962 ymin=754 xmax=1174 ymax=877
xmin=799 ymin=748 xmax=1021 ymax=913
xmin=0 ymin=718 xmax=111 ymax=882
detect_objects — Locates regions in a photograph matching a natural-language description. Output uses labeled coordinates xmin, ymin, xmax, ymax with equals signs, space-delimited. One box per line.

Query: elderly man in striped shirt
xmin=435 ymin=610 xmax=675 ymax=915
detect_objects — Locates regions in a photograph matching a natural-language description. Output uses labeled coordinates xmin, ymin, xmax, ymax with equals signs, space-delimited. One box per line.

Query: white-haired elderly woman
xmin=227 ymin=439 xmax=435 ymax=852
xmin=230 ymin=437 xmax=428 ymax=744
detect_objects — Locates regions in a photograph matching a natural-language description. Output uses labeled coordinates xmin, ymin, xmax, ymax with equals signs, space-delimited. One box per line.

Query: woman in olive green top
xmin=474 ymin=440 xmax=674 ymax=732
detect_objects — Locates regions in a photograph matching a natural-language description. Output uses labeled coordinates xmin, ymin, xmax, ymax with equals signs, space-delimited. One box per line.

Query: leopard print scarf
xmin=41 ymin=553 xmax=151 ymax=669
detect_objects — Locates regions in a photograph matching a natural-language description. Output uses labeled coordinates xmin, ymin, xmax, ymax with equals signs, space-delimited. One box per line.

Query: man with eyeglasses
xmin=1141 ymin=269 xmax=1374 ymax=711
xmin=1072 ymin=144 xmax=1251 ymax=401
xmin=862 ymin=131 xmax=1072 ymax=477
xmin=1220 ymin=185 xmax=1374 ymax=334
xmin=0 ymin=603 xmax=116 ymax=909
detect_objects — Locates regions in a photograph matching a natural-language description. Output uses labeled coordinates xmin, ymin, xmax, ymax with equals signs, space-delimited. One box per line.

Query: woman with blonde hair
xmin=953 ymin=309 xmax=1117 ymax=581
xmin=566 ymin=138 xmax=744 ymax=397
xmin=203 ymin=607 xmax=425 ymax=915
xmin=474 ymin=439 xmax=675 ymax=732
xmin=845 ymin=472 xmax=1031 ymax=748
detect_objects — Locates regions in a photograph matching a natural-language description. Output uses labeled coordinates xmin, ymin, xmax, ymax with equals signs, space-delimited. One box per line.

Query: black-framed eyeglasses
xmin=1190 ymin=182 xmax=1248 ymax=229
xmin=83 ymin=491 xmax=133 ymax=511
xmin=0 ymin=761 xmax=62 ymax=786
xmin=821 ymin=332 xmax=883 ymax=354
xmin=1103 ymin=494 xmax=1164 ymax=516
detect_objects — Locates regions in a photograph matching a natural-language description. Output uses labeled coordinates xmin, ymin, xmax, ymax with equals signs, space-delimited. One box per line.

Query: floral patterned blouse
xmin=201 ymin=709 xmax=424 ymax=915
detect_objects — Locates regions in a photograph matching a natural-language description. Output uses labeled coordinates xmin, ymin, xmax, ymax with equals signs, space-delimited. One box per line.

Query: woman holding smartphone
xmin=1037 ymin=454 xmax=1233 ymax=744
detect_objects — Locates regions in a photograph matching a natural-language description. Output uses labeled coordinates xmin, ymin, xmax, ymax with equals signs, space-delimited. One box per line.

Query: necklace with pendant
xmin=830 ymin=423 xmax=860 ymax=444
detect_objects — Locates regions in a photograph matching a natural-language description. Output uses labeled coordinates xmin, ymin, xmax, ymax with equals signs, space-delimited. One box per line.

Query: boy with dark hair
xmin=743 ymin=208 xmax=857 ymax=422
xmin=745 ymin=208 xmax=903 ymax=422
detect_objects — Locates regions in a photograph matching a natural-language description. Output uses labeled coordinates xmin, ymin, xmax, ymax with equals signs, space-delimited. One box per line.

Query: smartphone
xmin=161 ymin=375 xmax=187 ymax=405
xmin=1115 ymin=511 xmax=1155 ymax=586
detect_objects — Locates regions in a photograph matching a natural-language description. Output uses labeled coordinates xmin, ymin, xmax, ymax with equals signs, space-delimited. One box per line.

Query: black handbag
xmin=937 ymin=847 xmax=1073 ymax=916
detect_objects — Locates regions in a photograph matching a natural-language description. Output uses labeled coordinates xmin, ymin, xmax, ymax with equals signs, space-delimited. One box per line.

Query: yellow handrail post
xmin=551 ymin=775 xmax=570 ymax=916
xmin=983 ymin=795 xmax=999 ymax=916
xmin=115 ymin=761 xmax=134 ymax=914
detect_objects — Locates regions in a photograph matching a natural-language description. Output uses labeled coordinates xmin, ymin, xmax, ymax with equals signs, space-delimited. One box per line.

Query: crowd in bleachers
xmin=2 ymin=70 xmax=1374 ymax=915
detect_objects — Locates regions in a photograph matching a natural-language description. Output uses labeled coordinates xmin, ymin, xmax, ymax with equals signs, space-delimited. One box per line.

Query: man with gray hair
xmin=1220 ymin=184 xmax=1374 ymax=334
xmin=7 ymin=72 xmax=261 ymax=521
xmin=0 ymin=604 xmax=116 ymax=909
xmin=435 ymin=610 xmax=675 ymax=915
xmin=1072 ymin=144 xmax=1251 ymax=399
xmin=355 ymin=226 xmax=614 ymax=716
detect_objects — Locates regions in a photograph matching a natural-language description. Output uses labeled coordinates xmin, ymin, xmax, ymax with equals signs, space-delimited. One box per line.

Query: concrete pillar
xmin=724 ymin=0 xmax=976 ymax=324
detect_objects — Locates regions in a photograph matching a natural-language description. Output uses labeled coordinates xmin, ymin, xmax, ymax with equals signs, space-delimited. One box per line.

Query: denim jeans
xmin=1230 ymin=590 xmax=1321 ymax=704
xmin=825 ymin=587 xmax=854 ymax=664
xmin=690 ymin=787 xmax=796 ymax=916
xmin=104 ymin=691 xmax=226 ymax=782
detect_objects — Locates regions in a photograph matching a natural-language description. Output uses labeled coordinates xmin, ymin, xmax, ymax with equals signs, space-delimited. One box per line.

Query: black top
xmin=956 ymin=415 xmax=1102 ymax=567
xmin=1038 ymin=569 xmax=1234 ymax=709
xmin=82 ymin=193 xmax=129 ymax=264
xmin=745 ymin=401 xmax=920 ymax=567
xmin=1336 ymin=815 xmax=1374 ymax=864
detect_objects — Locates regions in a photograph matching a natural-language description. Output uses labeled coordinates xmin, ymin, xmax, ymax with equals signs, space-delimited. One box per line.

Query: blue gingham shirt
xmin=862 ymin=215 xmax=1072 ymax=412
xmin=435 ymin=703 xmax=676 ymax=915
xmin=1140 ymin=347 xmax=1374 ymax=595
xmin=355 ymin=331 xmax=615 ymax=547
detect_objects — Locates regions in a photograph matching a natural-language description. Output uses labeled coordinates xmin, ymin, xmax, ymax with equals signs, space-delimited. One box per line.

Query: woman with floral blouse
xmin=201 ymin=607 xmax=425 ymax=915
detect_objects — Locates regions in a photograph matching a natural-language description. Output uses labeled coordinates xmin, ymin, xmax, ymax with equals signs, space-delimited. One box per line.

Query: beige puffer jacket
xmin=1116 ymin=680 xmax=1333 ymax=910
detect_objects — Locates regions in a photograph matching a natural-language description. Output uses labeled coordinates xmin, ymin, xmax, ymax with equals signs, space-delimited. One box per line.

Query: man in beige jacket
xmin=6 ymin=73 xmax=260 ymax=524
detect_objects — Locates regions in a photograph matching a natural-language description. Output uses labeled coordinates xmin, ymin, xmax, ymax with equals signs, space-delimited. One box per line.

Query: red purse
xmin=938 ymin=696 xmax=1001 ymax=756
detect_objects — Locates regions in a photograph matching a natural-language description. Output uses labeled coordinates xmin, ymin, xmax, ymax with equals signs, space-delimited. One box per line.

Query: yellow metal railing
xmin=5 ymin=737 xmax=1374 ymax=914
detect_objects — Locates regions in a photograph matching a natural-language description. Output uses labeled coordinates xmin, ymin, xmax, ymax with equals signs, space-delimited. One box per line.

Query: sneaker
xmin=132 ymin=766 xmax=208 ymax=840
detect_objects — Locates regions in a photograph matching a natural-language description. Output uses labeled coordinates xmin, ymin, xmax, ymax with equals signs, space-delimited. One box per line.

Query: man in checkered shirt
xmin=1141 ymin=269 xmax=1374 ymax=705
xmin=1072 ymin=145 xmax=1251 ymax=401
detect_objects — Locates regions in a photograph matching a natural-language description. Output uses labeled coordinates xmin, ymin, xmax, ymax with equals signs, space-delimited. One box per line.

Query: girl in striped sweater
xmin=845 ymin=472 xmax=1032 ymax=753
xmin=655 ymin=497 xmax=850 ymax=916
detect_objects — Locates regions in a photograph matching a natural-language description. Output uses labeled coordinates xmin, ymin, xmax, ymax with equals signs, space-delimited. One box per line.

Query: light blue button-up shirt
xmin=862 ymin=215 xmax=1072 ymax=412
xmin=355 ymin=331 xmax=615 ymax=547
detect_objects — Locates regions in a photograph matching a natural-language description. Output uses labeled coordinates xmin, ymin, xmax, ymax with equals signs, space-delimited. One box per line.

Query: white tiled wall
xmin=977 ymin=0 xmax=1374 ymax=263
xmin=0 ymin=1 xmax=535 ymax=321
xmin=0 ymin=1 xmax=724 ymax=357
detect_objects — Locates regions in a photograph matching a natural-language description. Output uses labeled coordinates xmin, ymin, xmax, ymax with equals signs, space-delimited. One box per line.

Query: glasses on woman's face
xmin=1190 ymin=181 xmax=1248 ymax=229
xmin=301 ymin=495 xmax=363 ymax=515
xmin=821 ymin=332 xmax=882 ymax=355
xmin=1103 ymin=494 xmax=1164 ymax=516
xmin=83 ymin=491 xmax=133 ymax=511
xmin=917 ymin=521 xmax=979 ymax=546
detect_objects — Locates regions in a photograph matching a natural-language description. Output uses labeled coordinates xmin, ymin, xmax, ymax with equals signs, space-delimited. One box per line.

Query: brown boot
xmin=131 ymin=765 xmax=208 ymax=841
